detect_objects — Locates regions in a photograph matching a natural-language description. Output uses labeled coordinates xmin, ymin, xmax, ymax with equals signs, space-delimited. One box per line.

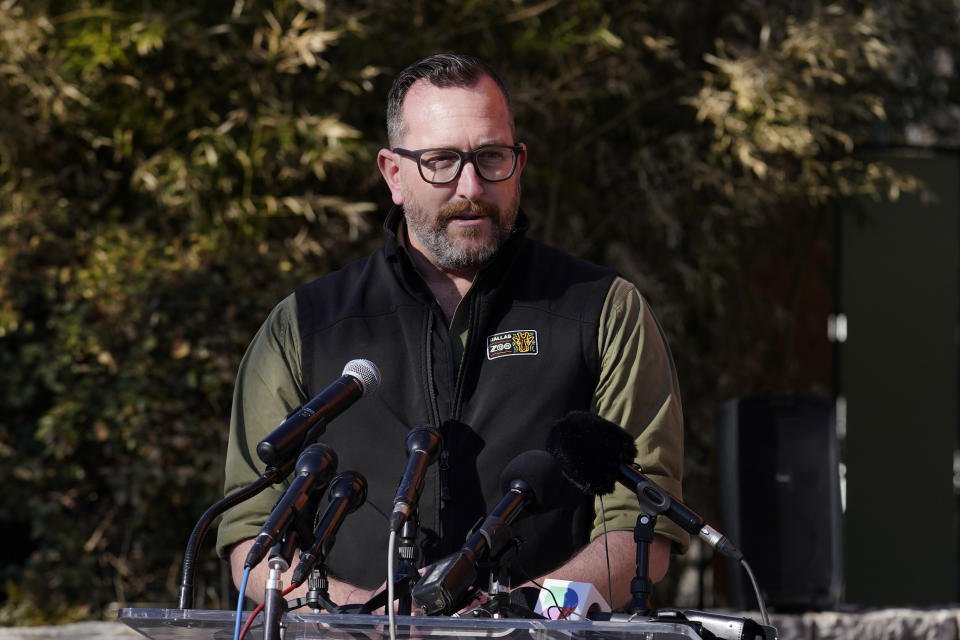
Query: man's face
xmin=380 ymin=75 xmax=526 ymax=273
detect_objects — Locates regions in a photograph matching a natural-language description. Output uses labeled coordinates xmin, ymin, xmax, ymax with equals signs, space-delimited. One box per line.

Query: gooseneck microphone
xmin=291 ymin=471 xmax=367 ymax=585
xmin=256 ymin=359 xmax=381 ymax=468
xmin=244 ymin=443 xmax=339 ymax=569
xmin=546 ymin=411 xmax=742 ymax=561
xmin=389 ymin=426 xmax=443 ymax=533
xmin=176 ymin=360 xmax=378 ymax=610
xmin=411 ymin=449 xmax=565 ymax=615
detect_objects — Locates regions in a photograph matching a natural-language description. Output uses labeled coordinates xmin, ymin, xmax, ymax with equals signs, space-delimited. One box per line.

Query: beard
xmin=403 ymin=185 xmax=520 ymax=272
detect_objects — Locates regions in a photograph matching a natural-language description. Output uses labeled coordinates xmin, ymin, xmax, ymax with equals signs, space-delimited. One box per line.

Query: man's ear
xmin=377 ymin=148 xmax=404 ymax=206
xmin=514 ymin=142 xmax=528 ymax=179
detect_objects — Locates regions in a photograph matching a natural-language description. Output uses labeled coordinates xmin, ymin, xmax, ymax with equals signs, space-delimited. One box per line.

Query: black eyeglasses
xmin=392 ymin=144 xmax=523 ymax=184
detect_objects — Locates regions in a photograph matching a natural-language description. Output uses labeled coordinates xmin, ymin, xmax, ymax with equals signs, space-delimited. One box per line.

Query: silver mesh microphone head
xmin=342 ymin=359 xmax=381 ymax=395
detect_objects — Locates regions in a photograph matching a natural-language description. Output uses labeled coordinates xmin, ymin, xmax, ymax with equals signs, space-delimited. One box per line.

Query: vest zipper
xmin=422 ymin=307 xmax=442 ymax=429
xmin=424 ymin=303 xmax=454 ymax=537
xmin=438 ymin=449 xmax=451 ymax=502
xmin=452 ymin=287 xmax=482 ymax=421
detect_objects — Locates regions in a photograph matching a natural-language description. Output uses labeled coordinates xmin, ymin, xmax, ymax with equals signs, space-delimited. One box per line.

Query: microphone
xmin=244 ymin=443 xmax=339 ymax=569
xmin=411 ymin=449 xmax=564 ymax=615
xmin=389 ymin=426 xmax=443 ymax=533
xmin=545 ymin=411 xmax=742 ymax=560
xmin=256 ymin=359 xmax=381 ymax=468
xmin=291 ymin=471 xmax=367 ymax=585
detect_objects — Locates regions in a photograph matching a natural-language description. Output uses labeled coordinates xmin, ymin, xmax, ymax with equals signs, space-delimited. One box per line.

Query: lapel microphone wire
xmin=599 ymin=495 xmax=614 ymax=609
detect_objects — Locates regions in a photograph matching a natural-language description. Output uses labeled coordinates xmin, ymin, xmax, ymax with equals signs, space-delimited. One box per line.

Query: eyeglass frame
xmin=391 ymin=144 xmax=524 ymax=184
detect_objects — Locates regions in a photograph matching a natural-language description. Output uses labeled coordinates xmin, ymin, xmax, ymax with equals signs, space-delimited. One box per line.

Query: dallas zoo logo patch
xmin=486 ymin=330 xmax=538 ymax=360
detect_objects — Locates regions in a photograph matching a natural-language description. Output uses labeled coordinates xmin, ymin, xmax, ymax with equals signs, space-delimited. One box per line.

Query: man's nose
xmin=454 ymin=160 xmax=485 ymax=200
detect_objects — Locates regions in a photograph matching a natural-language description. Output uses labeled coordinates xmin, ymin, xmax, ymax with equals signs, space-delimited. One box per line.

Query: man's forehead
xmin=400 ymin=76 xmax=512 ymax=137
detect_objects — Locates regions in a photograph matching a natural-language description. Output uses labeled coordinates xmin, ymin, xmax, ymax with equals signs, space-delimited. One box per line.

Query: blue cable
xmin=234 ymin=566 xmax=251 ymax=640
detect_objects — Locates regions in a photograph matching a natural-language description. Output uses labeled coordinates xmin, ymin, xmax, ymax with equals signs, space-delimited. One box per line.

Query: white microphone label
xmin=533 ymin=579 xmax=610 ymax=620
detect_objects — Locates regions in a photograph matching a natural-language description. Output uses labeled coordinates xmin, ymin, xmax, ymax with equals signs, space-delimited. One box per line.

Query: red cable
xmin=238 ymin=582 xmax=299 ymax=640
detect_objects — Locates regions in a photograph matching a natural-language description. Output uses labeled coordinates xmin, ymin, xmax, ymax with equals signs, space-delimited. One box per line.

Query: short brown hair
xmin=386 ymin=53 xmax=514 ymax=146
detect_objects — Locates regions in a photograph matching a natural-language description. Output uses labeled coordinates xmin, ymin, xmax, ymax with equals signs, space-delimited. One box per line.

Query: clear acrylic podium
xmin=118 ymin=608 xmax=705 ymax=640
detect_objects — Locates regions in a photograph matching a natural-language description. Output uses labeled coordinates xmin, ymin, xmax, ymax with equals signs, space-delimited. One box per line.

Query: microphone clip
xmin=633 ymin=477 xmax=671 ymax=518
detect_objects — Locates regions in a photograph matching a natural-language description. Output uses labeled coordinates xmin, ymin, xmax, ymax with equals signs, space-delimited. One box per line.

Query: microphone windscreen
xmin=498 ymin=449 xmax=566 ymax=510
xmin=342 ymin=358 xmax=381 ymax=395
xmin=545 ymin=411 xmax=637 ymax=496
xmin=294 ymin=442 xmax=338 ymax=476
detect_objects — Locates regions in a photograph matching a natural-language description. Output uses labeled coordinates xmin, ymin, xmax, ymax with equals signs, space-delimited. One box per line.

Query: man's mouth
xmin=439 ymin=201 xmax=497 ymax=223
xmin=451 ymin=211 xmax=485 ymax=220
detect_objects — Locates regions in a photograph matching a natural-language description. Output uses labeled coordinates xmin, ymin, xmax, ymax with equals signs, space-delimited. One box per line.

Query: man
xmin=216 ymin=53 xmax=688 ymax=609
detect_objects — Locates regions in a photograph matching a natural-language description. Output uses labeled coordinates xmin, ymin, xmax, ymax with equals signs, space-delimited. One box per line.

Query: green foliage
xmin=1 ymin=0 xmax=956 ymax=622
xmin=0 ymin=0 xmax=378 ymax=622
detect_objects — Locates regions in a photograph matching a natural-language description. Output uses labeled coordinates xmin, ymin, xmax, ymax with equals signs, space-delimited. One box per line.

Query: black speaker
xmin=716 ymin=392 xmax=842 ymax=611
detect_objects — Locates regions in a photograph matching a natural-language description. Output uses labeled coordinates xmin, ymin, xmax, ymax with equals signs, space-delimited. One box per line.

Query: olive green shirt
xmin=216 ymin=276 xmax=690 ymax=559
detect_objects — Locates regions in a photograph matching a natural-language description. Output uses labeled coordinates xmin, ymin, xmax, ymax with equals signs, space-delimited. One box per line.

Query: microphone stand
xmin=302 ymin=543 xmax=342 ymax=614
xmin=263 ymin=533 xmax=299 ymax=640
xmin=464 ymin=537 xmax=540 ymax=619
xmin=485 ymin=540 xmax=520 ymax=618
xmin=177 ymin=460 xmax=294 ymax=609
xmin=628 ymin=475 xmax=682 ymax=616
xmin=263 ymin=557 xmax=287 ymax=640
xmin=628 ymin=512 xmax=656 ymax=616
xmin=286 ymin=544 xmax=343 ymax=614
xmin=356 ymin=514 xmax=420 ymax=615
xmin=395 ymin=513 xmax=421 ymax=615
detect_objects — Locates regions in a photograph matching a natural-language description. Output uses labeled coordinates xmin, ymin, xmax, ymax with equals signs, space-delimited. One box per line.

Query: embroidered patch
xmin=487 ymin=330 xmax=539 ymax=359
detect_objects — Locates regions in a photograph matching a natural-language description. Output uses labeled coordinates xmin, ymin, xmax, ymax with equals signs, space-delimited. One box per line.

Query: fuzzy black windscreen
xmin=498 ymin=448 xmax=566 ymax=510
xmin=544 ymin=410 xmax=637 ymax=496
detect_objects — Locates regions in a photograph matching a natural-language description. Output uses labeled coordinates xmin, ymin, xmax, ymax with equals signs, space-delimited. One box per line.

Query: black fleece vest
xmin=295 ymin=207 xmax=616 ymax=588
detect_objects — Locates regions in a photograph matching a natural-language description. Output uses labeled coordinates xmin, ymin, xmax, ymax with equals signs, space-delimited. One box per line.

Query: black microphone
xmin=256 ymin=359 xmax=381 ymax=468
xmin=244 ymin=443 xmax=339 ymax=569
xmin=389 ymin=426 xmax=443 ymax=533
xmin=291 ymin=471 xmax=367 ymax=585
xmin=546 ymin=411 xmax=742 ymax=560
xmin=411 ymin=449 xmax=565 ymax=615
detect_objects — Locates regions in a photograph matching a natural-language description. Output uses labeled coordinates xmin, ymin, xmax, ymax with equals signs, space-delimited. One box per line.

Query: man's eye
xmin=478 ymin=149 xmax=506 ymax=162
xmin=421 ymin=153 xmax=458 ymax=169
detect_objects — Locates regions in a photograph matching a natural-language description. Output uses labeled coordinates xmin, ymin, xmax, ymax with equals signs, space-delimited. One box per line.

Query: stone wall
xmin=769 ymin=609 xmax=960 ymax=640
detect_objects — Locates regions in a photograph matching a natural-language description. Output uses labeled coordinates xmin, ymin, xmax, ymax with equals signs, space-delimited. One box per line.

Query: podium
xmin=118 ymin=608 xmax=705 ymax=640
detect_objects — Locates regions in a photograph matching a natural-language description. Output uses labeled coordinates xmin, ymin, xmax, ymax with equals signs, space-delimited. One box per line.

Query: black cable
xmin=740 ymin=559 xmax=769 ymax=626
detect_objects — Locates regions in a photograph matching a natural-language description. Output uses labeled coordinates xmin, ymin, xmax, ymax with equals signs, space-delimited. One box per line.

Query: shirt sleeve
xmin=215 ymin=293 xmax=307 ymax=559
xmin=591 ymin=276 xmax=691 ymax=552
